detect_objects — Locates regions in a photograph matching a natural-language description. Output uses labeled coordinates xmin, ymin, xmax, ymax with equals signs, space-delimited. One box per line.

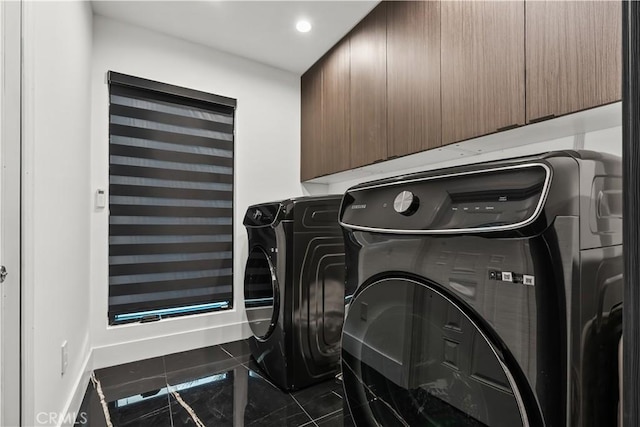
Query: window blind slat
xmin=109 ymin=242 xmax=233 ymax=257
xmin=108 ymin=73 xmax=234 ymax=324
xmin=109 ymin=257 xmax=233 ymax=277
xmin=110 ymin=164 xmax=233 ymax=185
xmin=109 ymin=285 xmax=232 ymax=305
xmin=109 ymin=277 xmax=232 ymax=298
xmin=109 ymin=204 xmax=232 ymax=218
xmin=109 ymin=176 xmax=232 ymax=192
xmin=109 ymin=224 xmax=231 ymax=237
xmin=109 ymin=234 xmax=232 ymax=245
xmin=110 ymin=144 xmax=234 ymax=168
xmin=110 ymin=123 xmax=232 ymax=150
xmin=110 ymin=103 xmax=234 ymax=134
xmin=109 ymin=155 xmax=233 ymax=175
xmin=110 ymin=94 xmax=233 ymax=125
xmin=109 ymin=195 xmax=232 ymax=209
xmin=111 ymin=116 xmax=232 ymax=141
xmin=109 ymin=251 xmax=232 ymax=265
xmin=109 ymin=216 xmax=232 ymax=225
xmin=109 ymin=185 xmax=232 ymax=202
xmin=111 ymin=135 xmax=233 ymax=158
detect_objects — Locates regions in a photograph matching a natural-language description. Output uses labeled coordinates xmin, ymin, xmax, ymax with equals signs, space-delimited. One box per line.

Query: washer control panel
xmin=340 ymin=164 xmax=549 ymax=232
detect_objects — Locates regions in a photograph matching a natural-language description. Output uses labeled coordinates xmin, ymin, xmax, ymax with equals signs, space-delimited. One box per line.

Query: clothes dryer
xmin=339 ymin=151 xmax=622 ymax=426
xmin=244 ymin=195 xmax=354 ymax=390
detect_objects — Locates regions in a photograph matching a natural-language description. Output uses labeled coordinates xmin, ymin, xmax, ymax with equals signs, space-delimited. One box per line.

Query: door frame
xmin=0 ymin=1 xmax=23 ymax=425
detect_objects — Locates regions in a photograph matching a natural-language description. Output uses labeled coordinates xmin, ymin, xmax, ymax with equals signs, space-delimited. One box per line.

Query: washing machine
xmin=338 ymin=151 xmax=623 ymax=426
xmin=243 ymin=195 xmax=354 ymax=391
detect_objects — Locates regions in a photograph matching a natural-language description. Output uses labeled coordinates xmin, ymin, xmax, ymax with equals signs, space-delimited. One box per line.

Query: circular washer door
xmin=341 ymin=278 xmax=529 ymax=427
xmin=244 ymin=247 xmax=279 ymax=340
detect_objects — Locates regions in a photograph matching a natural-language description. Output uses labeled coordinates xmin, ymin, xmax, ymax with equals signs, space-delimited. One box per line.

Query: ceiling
xmin=91 ymin=1 xmax=379 ymax=75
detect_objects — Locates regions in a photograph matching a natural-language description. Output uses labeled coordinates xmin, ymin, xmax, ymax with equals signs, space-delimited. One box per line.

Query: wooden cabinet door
xmin=593 ymin=1 xmax=622 ymax=108
xmin=387 ymin=1 xmax=441 ymax=157
xmin=441 ymin=0 xmax=525 ymax=145
xmin=300 ymin=62 xmax=323 ymax=181
xmin=350 ymin=2 xmax=387 ymax=168
xmin=321 ymin=39 xmax=351 ymax=175
xmin=526 ymin=0 xmax=622 ymax=122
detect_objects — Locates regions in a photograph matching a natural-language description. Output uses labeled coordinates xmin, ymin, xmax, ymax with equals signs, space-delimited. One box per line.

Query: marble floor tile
xmin=76 ymin=339 xmax=349 ymax=427
xmin=95 ymin=356 xmax=168 ymax=403
xmin=292 ymin=378 xmax=344 ymax=420
xmin=165 ymin=345 xmax=242 ymax=386
xmin=219 ymin=339 xmax=252 ymax=363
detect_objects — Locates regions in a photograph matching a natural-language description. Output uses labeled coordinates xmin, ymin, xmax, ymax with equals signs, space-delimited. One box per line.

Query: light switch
xmin=95 ymin=189 xmax=106 ymax=208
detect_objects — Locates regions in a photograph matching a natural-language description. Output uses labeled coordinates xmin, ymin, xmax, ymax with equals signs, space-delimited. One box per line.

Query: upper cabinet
xmin=441 ymin=0 xmax=525 ymax=145
xmin=525 ymin=0 xmax=622 ymax=122
xmin=350 ymin=3 xmax=388 ymax=169
xmin=300 ymin=39 xmax=350 ymax=181
xmin=322 ymin=40 xmax=351 ymax=174
xmin=387 ymin=1 xmax=441 ymax=157
xmin=300 ymin=62 xmax=323 ymax=182
xmin=300 ymin=0 xmax=622 ymax=181
xmin=593 ymin=1 xmax=622 ymax=107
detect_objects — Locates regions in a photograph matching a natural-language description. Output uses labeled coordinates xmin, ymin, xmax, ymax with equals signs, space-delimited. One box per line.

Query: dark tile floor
xmin=75 ymin=339 xmax=355 ymax=426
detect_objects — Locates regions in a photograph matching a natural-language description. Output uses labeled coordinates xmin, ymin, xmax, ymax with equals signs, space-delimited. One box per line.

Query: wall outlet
xmin=61 ymin=341 xmax=68 ymax=376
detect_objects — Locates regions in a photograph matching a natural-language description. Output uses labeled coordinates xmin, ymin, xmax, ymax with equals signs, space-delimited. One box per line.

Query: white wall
xmin=89 ymin=16 xmax=304 ymax=367
xmin=21 ymin=1 xmax=93 ymax=425
xmin=327 ymin=125 xmax=623 ymax=194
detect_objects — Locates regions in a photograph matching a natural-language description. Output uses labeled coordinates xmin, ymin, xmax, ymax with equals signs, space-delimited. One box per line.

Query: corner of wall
xmin=59 ymin=340 xmax=93 ymax=427
xmin=301 ymin=182 xmax=331 ymax=196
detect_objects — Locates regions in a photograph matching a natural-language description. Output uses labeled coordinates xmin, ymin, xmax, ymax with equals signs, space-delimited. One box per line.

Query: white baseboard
xmin=92 ymin=320 xmax=252 ymax=370
xmin=59 ymin=349 xmax=93 ymax=427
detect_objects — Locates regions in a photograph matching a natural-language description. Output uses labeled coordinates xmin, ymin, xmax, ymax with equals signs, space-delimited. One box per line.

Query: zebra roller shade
xmin=107 ymin=72 xmax=236 ymax=324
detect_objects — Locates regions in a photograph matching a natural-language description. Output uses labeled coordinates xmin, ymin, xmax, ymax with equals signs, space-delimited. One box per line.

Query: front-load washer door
xmin=244 ymin=247 xmax=279 ymax=340
xmin=342 ymin=278 xmax=529 ymax=427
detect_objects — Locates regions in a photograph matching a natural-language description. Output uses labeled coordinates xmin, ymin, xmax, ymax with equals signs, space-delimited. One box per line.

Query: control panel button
xmin=393 ymin=191 xmax=419 ymax=215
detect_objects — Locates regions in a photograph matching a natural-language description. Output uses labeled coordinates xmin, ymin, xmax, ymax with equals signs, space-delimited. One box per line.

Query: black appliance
xmin=338 ymin=151 xmax=623 ymax=426
xmin=243 ymin=195 xmax=353 ymax=391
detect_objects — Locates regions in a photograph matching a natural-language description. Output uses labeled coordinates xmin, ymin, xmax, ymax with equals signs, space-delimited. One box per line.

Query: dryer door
xmin=342 ymin=278 xmax=529 ymax=427
xmin=244 ymin=247 xmax=279 ymax=340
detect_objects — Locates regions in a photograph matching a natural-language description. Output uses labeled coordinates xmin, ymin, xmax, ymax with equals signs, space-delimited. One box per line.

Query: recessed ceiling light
xmin=296 ymin=20 xmax=312 ymax=33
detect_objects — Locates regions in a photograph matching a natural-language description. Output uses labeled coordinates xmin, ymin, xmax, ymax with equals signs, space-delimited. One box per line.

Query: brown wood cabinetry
xmin=300 ymin=63 xmax=323 ymax=181
xmin=322 ymin=40 xmax=351 ymax=175
xmin=350 ymin=3 xmax=387 ymax=169
xmin=300 ymin=40 xmax=350 ymax=181
xmin=526 ymin=0 xmax=622 ymax=123
xmin=594 ymin=1 xmax=622 ymax=107
xmin=441 ymin=0 xmax=525 ymax=145
xmin=387 ymin=1 xmax=441 ymax=157
xmin=300 ymin=0 xmax=622 ymax=181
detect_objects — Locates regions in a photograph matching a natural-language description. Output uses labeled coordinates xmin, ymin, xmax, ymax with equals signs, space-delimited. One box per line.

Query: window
xmin=107 ymin=72 xmax=236 ymax=325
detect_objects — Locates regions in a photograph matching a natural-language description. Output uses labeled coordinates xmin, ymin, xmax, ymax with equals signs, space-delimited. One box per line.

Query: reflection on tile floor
xmin=75 ymin=339 xmax=355 ymax=426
